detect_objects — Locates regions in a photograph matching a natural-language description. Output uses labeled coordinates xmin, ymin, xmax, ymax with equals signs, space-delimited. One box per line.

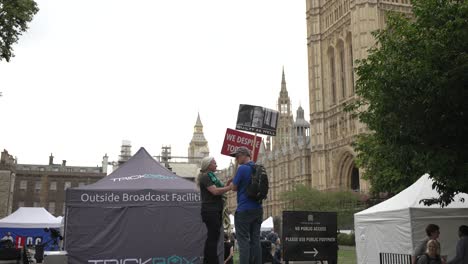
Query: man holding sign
xmin=230 ymin=147 xmax=263 ymax=264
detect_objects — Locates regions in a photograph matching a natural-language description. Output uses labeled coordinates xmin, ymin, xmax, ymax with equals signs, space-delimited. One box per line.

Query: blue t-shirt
xmin=233 ymin=161 xmax=262 ymax=212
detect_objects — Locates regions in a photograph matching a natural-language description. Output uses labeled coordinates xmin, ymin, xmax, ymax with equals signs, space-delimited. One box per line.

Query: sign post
xmin=282 ymin=211 xmax=338 ymax=264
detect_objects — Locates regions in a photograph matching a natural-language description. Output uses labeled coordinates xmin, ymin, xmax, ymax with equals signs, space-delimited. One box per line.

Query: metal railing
xmin=379 ymin=252 xmax=412 ymax=264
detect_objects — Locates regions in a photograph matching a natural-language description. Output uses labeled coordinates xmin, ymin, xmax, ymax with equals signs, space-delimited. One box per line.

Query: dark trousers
xmin=235 ymin=208 xmax=263 ymax=264
xmin=201 ymin=210 xmax=222 ymax=264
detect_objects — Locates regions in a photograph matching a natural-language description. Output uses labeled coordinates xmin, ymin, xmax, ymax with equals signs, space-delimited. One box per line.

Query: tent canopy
xmin=0 ymin=207 xmax=61 ymax=228
xmin=229 ymin=214 xmax=234 ymax=227
xmin=228 ymin=214 xmax=274 ymax=232
xmin=65 ymin=147 xmax=207 ymax=264
xmin=74 ymin=148 xmax=197 ymax=191
xmin=66 ymin=147 xmax=200 ymax=207
xmin=356 ymin=174 xmax=468 ymax=216
xmin=354 ymin=174 xmax=468 ymax=264
xmin=261 ymin=216 xmax=274 ymax=231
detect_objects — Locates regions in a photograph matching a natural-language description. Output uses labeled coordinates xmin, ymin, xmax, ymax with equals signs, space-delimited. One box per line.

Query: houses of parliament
xmin=220 ymin=0 xmax=412 ymax=217
xmin=219 ymin=68 xmax=367 ymax=218
xmin=219 ymin=70 xmax=315 ymax=218
xmin=0 ymin=0 xmax=414 ymax=219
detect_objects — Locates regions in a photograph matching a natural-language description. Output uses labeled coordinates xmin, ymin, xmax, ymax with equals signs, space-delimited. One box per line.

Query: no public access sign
xmin=282 ymin=211 xmax=338 ymax=263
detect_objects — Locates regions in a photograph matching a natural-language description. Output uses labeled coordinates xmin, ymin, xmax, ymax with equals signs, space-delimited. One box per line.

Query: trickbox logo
xmin=111 ymin=174 xmax=178 ymax=182
xmin=88 ymin=255 xmax=199 ymax=264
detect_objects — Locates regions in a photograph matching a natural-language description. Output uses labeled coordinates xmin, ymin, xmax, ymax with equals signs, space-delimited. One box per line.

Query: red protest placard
xmin=221 ymin=128 xmax=262 ymax=161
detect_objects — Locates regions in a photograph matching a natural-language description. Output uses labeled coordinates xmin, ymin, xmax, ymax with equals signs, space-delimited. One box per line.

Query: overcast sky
xmin=0 ymin=0 xmax=309 ymax=170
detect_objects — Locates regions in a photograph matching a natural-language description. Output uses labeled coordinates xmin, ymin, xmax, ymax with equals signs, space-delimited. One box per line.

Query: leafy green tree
xmin=282 ymin=185 xmax=364 ymax=229
xmin=0 ymin=0 xmax=39 ymax=62
xmin=347 ymin=0 xmax=468 ymax=206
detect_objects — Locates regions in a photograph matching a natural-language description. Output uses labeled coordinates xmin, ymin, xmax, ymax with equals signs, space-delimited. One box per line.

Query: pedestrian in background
xmin=447 ymin=225 xmax=468 ymax=264
xmin=0 ymin=232 xmax=14 ymax=248
xmin=417 ymin=239 xmax=442 ymax=264
xmin=224 ymin=233 xmax=234 ymax=264
xmin=413 ymin=224 xmax=441 ymax=264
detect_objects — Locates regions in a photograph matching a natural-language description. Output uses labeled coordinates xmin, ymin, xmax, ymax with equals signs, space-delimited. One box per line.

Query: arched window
xmin=346 ymin=33 xmax=354 ymax=95
xmin=337 ymin=40 xmax=346 ymax=99
xmin=328 ymin=47 xmax=336 ymax=105
xmin=351 ymin=166 xmax=360 ymax=191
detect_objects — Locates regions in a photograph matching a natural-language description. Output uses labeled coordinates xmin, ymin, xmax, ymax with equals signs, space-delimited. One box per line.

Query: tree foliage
xmin=0 ymin=0 xmax=39 ymax=62
xmin=282 ymin=185 xmax=364 ymax=229
xmin=347 ymin=0 xmax=468 ymax=206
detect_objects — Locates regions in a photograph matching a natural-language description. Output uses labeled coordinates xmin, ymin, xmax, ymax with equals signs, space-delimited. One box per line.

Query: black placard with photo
xmin=235 ymin=104 xmax=279 ymax=136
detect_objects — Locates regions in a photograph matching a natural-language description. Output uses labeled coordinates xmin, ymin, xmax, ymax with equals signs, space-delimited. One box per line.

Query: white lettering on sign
xmin=284 ymin=237 xmax=336 ymax=242
xmin=226 ymin=144 xmax=237 ymax=153
xmin=80 ymin=192 xmax=201 ymax=203
xmin=226 ymin=134 xmax=236 ymax=141
xmin=295 ymin=226 xmax=327 ymax=231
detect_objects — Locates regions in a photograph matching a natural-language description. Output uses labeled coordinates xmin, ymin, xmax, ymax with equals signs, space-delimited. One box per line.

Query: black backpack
xmin=246 ymin=164 xmax=269 ymax=202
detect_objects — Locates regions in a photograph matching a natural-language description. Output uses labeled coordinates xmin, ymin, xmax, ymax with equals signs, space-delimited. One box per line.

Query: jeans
xmin=201 ymin=211 xmax=222 ymax=264
xmin=234 ymin=208 xmax=263 ymax=264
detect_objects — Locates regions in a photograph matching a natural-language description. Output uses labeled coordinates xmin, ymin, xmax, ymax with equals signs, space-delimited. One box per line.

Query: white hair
xmin=200 ymin=156 xmax=214 ymax=172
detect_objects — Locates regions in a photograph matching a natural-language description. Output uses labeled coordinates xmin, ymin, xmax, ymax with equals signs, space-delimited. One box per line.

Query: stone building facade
xmin=305 ymin=0 xmax=411 ymax=192
xmin=0 ymin=150 xmax=16 ymax=218
xmin=2 ymin=152 xmax=107 ymax=216
xmin=222 ymin=70 xmax=312 ymax=218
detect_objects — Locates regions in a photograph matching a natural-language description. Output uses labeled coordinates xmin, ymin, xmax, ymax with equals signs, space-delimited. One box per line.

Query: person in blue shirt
xmin=230 ymin=146 xmax=262 ymax=264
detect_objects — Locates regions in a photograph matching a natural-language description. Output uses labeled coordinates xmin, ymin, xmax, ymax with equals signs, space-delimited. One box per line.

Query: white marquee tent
xmin=354 ymin=174 xmax=468 ymax=264
xmin=0 ymin=207 xmax=61 ymax=228
xmin=261 ymin=216 xmax=274 ymax=231
xmin=229 ymin=214 xmax=234 ymax=227
xmin=228 ymin=214 xmax=274 ymax=232
xmin=0 ymin=207 xmax=62 ymax=250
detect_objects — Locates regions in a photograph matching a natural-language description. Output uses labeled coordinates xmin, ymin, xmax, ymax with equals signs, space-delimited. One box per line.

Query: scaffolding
xmin=118 ymin=140 xmax=132 ymax=165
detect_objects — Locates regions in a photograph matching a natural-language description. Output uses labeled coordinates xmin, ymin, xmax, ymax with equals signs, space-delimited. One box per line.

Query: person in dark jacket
xmin=448 ymin=225 xmax=468 ymax=264
xmin=198 ymin=157 xmax=232 ymax=264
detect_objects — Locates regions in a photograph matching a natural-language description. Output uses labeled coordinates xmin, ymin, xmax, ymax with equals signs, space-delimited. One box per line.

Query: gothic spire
xmin=281 ymin=66 xmax=287 ymax=93
xmin=275 ymin=67 xmax=294 ymax=149
xmin=195 ymin=112 xmax=203 ymax=127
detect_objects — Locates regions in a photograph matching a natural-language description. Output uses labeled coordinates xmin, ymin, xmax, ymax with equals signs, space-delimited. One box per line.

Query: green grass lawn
xmin=232 ymin=246 xmax=356 ymax=263
xmin=338 ymin=246 xmax=357 ymax=264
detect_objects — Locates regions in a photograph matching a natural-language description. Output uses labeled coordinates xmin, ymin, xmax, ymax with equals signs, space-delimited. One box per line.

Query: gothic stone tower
xmin=254 ymin=70 xmax=312 ymax=218
xmin=306 ymin=0 xmax=411 ymax=191
xmin=273 ymin=68 xmax=295 ymax=150
xmin=188 ymin=113 xmax=210 ymax=163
